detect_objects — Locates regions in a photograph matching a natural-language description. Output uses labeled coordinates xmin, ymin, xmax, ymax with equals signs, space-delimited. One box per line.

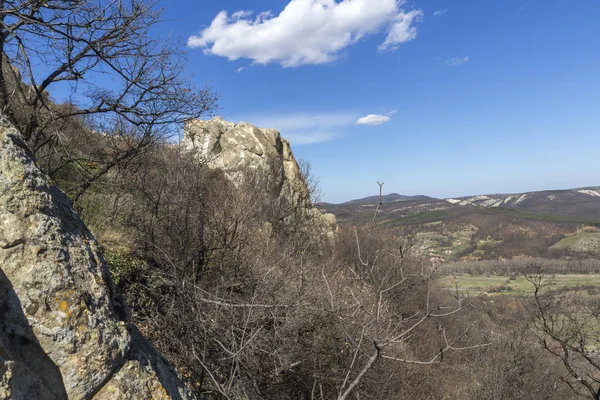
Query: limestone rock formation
xmin=183 ymin=117 xmax=336 ymax=235
xmin=0 ymin=116 xmax=194 ymax=399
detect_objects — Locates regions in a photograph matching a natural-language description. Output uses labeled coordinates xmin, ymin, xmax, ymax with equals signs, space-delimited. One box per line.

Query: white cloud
xmin=239 ymin=112 xmax=356 ymax=145
xmin=445 ymin=56 xmax=469 ymax=67
xmin=379 ymin=10 xmax=423 ymax=52
xmin=433 ymin=9 xmax=447 ymax=16
xmin=231 ymin=10 xmax=253 ymax=20
xmin=236 ymin=67 xmax=246 ymax=73
xmin=356 ymin=114 xmax=391 ymax=126
xmin=188 ymin=0 xmax=423 ymax=67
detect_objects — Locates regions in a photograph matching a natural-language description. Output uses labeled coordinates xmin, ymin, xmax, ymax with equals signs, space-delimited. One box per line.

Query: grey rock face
xmin=93 ymin=327 xmax=193 ymax=400
xmin=0 ymin=117 xmax=195 ymax=399
xmin=183 ymin=117 xmax=337 ymax=235
xmin=1 ymin=267 xmax=68 ymax=400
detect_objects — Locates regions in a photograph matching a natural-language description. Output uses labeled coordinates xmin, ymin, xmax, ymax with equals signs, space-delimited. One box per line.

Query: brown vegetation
xmin=99 ymin=151 xmax=489 ymax=398
xmin=97 ymin=151 xmax=591 ymax=398
xmin=524 ymin=263 xmax=600 ymax=399
xmin=3 ymin=1 xmax=600 ymax=398
xmin=444 ymin=258 xmax=600 ymax=277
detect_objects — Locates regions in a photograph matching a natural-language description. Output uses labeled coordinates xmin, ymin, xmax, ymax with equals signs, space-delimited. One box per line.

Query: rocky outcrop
xmin=0 ymin=116 xmax=194 ymax=399
xmin=183 ymin=117 xmax=336 ymax=235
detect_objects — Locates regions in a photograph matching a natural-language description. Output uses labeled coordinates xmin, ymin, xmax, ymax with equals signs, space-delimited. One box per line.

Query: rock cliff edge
xmin=183 ymin=117 xmax=336 ymax=235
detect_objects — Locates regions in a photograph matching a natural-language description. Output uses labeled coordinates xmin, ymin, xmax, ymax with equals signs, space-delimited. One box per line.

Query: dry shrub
xmin=94 ymin=147 xmax=578 ymax=399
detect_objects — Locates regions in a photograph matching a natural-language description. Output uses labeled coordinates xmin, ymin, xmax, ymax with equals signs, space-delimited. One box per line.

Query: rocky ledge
xmin=183 ymin=117 xmax=337 ymax=237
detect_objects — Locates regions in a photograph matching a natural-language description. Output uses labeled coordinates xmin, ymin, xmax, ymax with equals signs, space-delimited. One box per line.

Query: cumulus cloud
xmin=433 ymin=9 xmax=447 ymax=16
xmin=239 ymin=112 xmax=357 ymax=145
xmin=188 ymin=0 xmax=423 ymax=67
xmin=445 ymin=56 xmax=470 ymax=67
xmin=356 ymin=114 xmax=391 ymax=126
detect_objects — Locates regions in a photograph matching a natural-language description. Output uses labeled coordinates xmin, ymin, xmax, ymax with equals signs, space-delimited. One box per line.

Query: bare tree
xmin=0 ymin=0 xmax=217 ymax=201
xmin=323 ymin=184 xmax=490 ymax=400
xmin=330 ymin=228 xmax=489 ymax=400
xmin=525 ymin=264 xmax=600 ymax=399
xmin=105 ymin=170 xmax=493 ymax=399
xmin=297 ymin=158 xmax=322 ymax=204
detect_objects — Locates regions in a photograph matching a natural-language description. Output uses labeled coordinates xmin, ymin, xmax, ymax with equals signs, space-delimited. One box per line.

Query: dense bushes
xmin=34 ymin=137 xmax=576 ymax=398
xmin=85 ymin=146 xmax=580 ymax=398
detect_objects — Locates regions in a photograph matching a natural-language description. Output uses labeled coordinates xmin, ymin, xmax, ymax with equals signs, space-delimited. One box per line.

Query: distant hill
xmin=319 ymin=194 xmax=453 ymax=225
xmin=319 ymin=186 xmax=600 ymax=262
xmin=445 ymin=187 xmax=600 ymax=219
xmin=322 ymin=187 xmax=600 ymax=223
xmin=320 ymin=186 xmax=600 ymax=235
xmin=341 ymin=193 xmax=436 ymax=205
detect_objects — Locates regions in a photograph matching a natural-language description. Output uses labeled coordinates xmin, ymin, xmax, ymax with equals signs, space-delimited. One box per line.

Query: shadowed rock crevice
xmin=0 ymin=269 xmax=68 ymax=400
xmin=93 ymin=326 xmax=190 ymax=400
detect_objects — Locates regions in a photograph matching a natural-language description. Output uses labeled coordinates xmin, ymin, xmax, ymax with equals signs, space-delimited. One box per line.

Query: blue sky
xmin=160 ymin=0 xmax=599 ymax=203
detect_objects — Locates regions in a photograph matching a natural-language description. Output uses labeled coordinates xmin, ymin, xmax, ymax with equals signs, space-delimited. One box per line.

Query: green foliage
xmin=103 ymin=247 xmax=163 ymax=322
xmin=385 ymin=209 xmax=450 ymax=225
xmin=104 ymin=248 xmax=145 ymax=287
xmin=440 ymin=273 xmax=600 ymax=296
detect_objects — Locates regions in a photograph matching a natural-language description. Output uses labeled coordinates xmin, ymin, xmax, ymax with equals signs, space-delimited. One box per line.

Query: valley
xmin=321 ymin=186 xmax=600 ymax=262
xmin=1 ymin=0 xmax=599 ymax=397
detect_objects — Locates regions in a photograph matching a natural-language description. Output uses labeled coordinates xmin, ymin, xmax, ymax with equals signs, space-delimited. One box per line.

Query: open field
xmin=552 ymin=228 xmax=600 ymax=252
xmin=385 ymin=207 xmax=600 ymax=227
xmin=439 ymin=273 xmax=600 ymax=295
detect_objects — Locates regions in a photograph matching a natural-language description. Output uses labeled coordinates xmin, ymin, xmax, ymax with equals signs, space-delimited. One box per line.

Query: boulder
xmin=0 ymin=116 xmax=194 ymax=399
